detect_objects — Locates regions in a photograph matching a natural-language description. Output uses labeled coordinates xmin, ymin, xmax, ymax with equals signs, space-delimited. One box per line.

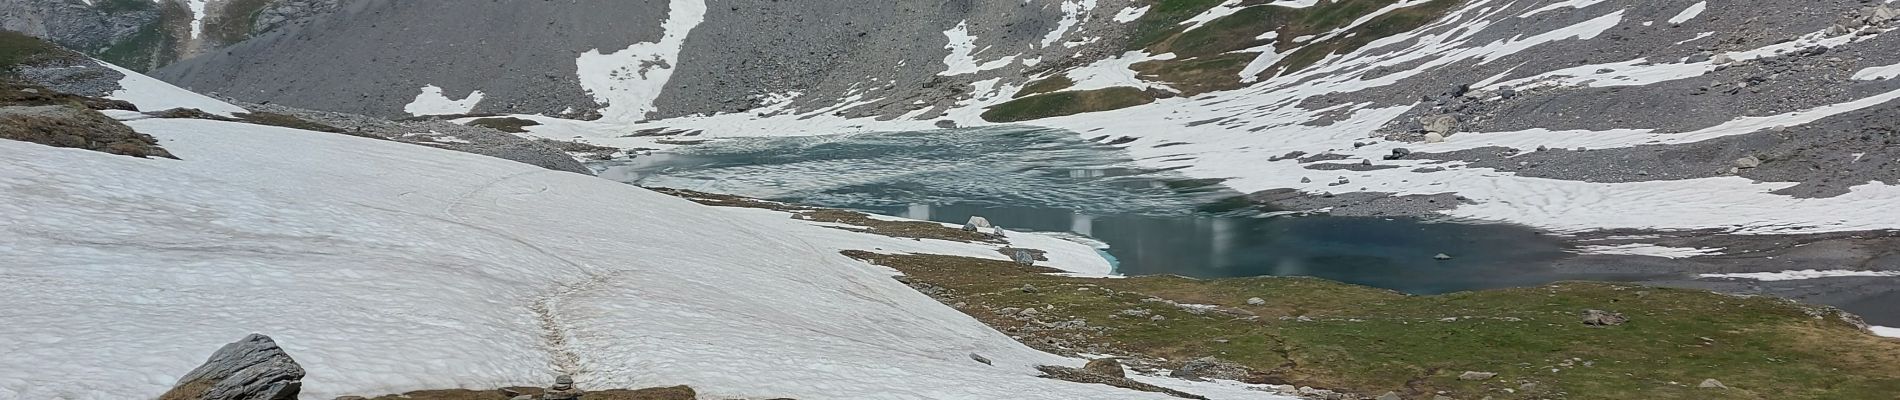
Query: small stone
xmin=970 ymin=353 xmax=993 ymax=365
xmin=1734 ymin=155 xmax=1762 ymax=169
xmin=1022 ymin=284 xmax=1039 ymax=293
xmin=1150 ymin=315 xmax=1167 ymax=322
xmin=1301 ymin=177 xmax=1312 ymax=183
xmin=1246 ymin=297 xmax=1266 ymax=305
xmin=1699 ymin=378 xmax=1728 ymax=389
xmin=1019 ymin=308 xmax=1042 ymax=318
xmin=1434 ymin=253 xmax=1454 ymax=261
xmin=1458 ymin=371 xmax=1498 ymax=381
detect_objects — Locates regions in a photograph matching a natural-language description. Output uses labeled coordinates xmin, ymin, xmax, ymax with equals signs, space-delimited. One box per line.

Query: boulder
xmin=1712 ymin=53 xmax=1734 ymax=64
xmin=159 ymin=334 xmax=305 ymax=400
xmin=1423 ymin=132 xmax=1447 ymax=143
xmin=1246 ymin=297 xmax=1266 ymax=306
xmin=1377 ymin=392 xmax=1402 ymax=400
xmin=1420 ymin=114 xmax=1459 ymax=135
xmin=1582 ymin=309 xmax=1629 ymax=326
xmin=935 ymin=119 xmax=959 ymax=129
xmin=1168 ymin=357 xmax=1252 ymax=382
xmin=1699 ymin=378 xmax=1728 ymax=389
xmin=1434 ymin=253 xmax=1454 ymax=261
xmin=1871 ymin=5 xmax=1897 ymax=21
xmin=963 ymin=216 xmax=993 ymax=232
xmin=1083 ymin=358 xmax=1127 ymax=378
xmin=1734 ymin=156 xmax=1762 ymax=169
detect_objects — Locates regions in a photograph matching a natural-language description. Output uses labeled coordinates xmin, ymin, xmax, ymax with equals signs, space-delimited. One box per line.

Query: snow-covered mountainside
xmin=0 ymin=66 xmax=1301 ymax=399
xmin=106 ymin=0 xmax=1899 ymax=241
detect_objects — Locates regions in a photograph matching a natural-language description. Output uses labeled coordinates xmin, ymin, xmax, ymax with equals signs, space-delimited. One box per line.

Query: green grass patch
xmin=466 ymin=117 xmax=543 ymax=133
xmin=0 ymin=31 xmax=62 ymax=72
xmin=1132 ymin=53 xmax=1251 ymax=96
xmin=853 ymin=252 xmax=1900 ymax=400
xmin=981 ymin=87 xmax=1155 ymax=123
xmin=1013 ymin=75 xmax=1076 ymax=98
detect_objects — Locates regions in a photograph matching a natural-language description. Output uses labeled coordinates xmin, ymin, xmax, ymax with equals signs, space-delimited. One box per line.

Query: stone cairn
xmin=510 ymin=374 xmax=582 ymax=400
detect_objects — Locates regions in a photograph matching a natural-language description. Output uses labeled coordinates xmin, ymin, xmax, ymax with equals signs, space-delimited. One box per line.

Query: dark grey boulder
xmin=160 ymin=334 xmax=305 ymax=400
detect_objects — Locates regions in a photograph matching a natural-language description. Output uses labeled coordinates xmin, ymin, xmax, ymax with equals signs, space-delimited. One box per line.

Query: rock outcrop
xmin=0 ymin=104 xmax=172 ymax=158
xmin=158 ymin=334 xmax=305 ymax=400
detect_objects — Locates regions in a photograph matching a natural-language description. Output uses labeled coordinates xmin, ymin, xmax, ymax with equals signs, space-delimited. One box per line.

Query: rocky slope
xmin=1 ymin=0 xmax=338 ymax=71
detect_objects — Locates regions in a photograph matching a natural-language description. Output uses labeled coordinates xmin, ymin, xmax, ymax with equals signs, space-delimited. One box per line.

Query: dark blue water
xmin=596 ymin=127 xmax=1669 ymax=294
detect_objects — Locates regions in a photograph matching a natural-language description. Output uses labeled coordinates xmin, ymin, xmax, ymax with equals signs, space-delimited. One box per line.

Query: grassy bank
xmin=850 ymin=252 xmax=1900 ymax=399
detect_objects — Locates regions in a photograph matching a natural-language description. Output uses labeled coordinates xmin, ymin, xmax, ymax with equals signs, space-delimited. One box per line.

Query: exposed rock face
xmin=251 ymin=0 xmax=343 ymax=36
xmin=0 ymin=0 xmax=160 ymax=60
xmin=159 ymin=334 xmax=305 ymax=400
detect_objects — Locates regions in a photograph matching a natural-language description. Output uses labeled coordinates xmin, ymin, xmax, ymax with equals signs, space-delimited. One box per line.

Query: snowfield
xmin=0 ymin=95 xmax=1279 ymax=399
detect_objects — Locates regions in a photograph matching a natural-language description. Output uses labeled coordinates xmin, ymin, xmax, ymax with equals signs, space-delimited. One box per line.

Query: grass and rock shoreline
xmin=663 ymin=188 xmax=1900 ymax=400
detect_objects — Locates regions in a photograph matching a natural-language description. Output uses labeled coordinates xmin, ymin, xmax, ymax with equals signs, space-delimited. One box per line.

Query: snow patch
xmin=1043 ymin=0 xmax=1099 ymax=48
xmin=1114 ymin=5 xmax=1150 ymax=23
xmin=1667 ymin=1 xmax=1709 ymax=24
xmin=1874 ymin=326 xmax=1900 ymax=338
xmin=1518 ymin=0 xmax=1606 ymax=18
xmin=1179 ymin=0 xmax=1248 ymax=31
xmin=941 ymin=20 xmax=1018 ymax=76
xmin=402 ymin=85 xmax=484 ymax=116
xmin=576 ymin=0 xmax=707 ymax=122
xmin=1573 ymin=243 xmax=1723 ymax=258
xmin=1700 ymin=270 xmax=1900 ymax=281
xmin=101 ymin=61 xmax=247 ymax=116
xmin=1853 ymin=62 xmax=1900 ymax=80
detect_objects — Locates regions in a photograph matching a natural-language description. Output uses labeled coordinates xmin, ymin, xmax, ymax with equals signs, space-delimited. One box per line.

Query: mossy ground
xmin=981 ymin=87 xmax=1156 ymax=122
xmin=850 ymin=251 xmax=1900 ymax=400
xmin=0 ymin=31 xmax=62 ymax=72
xmin=1014 ymin=76 xmax=1077 ymax=98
